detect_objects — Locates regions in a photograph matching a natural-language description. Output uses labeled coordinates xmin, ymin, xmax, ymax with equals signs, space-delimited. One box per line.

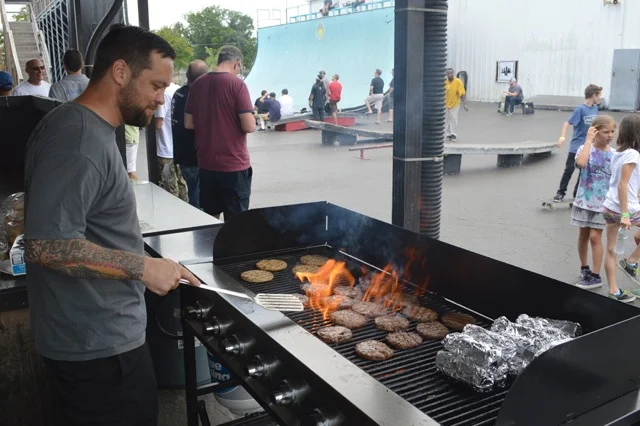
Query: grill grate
xmin=218 ymin=248 xmax=510 ymax=426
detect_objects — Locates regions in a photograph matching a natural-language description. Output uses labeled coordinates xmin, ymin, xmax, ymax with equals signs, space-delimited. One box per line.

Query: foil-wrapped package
xmin=443 ymin=333 xmax=503 ymax=368
xmin=435 ymin=350 xmax=506 ymax=393
xmin=462 ymin=324 xmax=518 ymax=361
xmin=492 ymin=316 xmax=571 ymax=363
xmin=515 ymin=314 xmax=576 ymax=339
xmin=544 ymin=318 xmax=583 ymax=337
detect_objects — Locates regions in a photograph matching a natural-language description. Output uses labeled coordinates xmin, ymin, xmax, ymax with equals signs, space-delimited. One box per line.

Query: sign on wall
xmin=496 ymin=60 xmax=518 ymax=82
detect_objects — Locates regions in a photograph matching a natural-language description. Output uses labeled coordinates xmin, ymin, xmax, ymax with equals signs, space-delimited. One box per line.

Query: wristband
xmin=621 ymin=212 xmax=631 ymax=218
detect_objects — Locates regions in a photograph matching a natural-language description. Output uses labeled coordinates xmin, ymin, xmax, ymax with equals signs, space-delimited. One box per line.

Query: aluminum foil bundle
xmin=462 ymin=324 xmax=518 ymax=361
xmin=515 ymin=314 xmax=576 ymax=339
xmin=544 ymin=318 xmax=583 ymax=337
xmin=492 ymin=316 xmax=571 ymax=363
xmin=443 ymin=333 xmax=502 ymax=368
xmin=435 ymin=350 xmax=506 ymax=393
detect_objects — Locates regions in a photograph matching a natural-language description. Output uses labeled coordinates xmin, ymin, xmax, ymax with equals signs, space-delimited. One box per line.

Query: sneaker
xmin=553 ymin=193 xmax=564 ymax=203
xmin=450 ymin=135 xmax=457 ymax=141
xmin=575 ymin=274 xmax=602 ymax=290
xmin=445 ymin=135 xmax=452 ymax=141
xmin=506 ymin=112 xmax=513 ymax=116
xmin=580 ymin=268 xmax=591 ymax=280
xmin=617 ymin=259 xmax=640 ymax=286
xmin=609 ymin=289 xmax=636 ymax=303
xmin=257 ymin=128 xmax=266 ymax=132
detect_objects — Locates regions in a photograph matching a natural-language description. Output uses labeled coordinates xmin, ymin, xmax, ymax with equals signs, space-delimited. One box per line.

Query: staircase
xmin=0 ymin=0 xmax=51 ymax=84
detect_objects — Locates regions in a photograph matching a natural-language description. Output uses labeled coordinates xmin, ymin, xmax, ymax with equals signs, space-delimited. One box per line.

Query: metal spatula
xmin=180 ymin=279 xmax=304 ymax=312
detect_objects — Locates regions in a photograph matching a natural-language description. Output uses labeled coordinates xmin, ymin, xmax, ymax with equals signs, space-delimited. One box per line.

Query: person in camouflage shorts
xmin=157 ymin=157 xmax=188 ymax=202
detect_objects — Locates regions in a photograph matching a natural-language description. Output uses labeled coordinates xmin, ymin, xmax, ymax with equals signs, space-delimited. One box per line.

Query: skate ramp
xmin=245 ymin=6 xmax=395 ymax=111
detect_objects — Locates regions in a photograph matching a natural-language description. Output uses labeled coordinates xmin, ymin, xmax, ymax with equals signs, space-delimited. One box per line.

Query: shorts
xmin=603 ymin=208 xmax=640 ymax=226
xmin=570 ymin=205 xmax=605 ymax=230
xmin=126 ymin=143 xmax=138 ymax=173
xmin=388 ymin=95 xmax=394 ymax=109
xmin=366 ymin=93 xmax=384 ymax=110
xmin=200 ymin=167 xmax=252 ymax=220
xmin=329 ymin=99 xmax=340 ymax=112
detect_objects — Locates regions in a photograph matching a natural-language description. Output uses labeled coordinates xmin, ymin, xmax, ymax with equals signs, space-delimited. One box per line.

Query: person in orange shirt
xmin=444 ymin=68 xmax=468 ymax=141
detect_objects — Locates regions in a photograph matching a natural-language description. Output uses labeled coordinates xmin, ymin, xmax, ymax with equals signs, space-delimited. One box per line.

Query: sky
xmin=125 ymin=0 xmax=315 ymax=30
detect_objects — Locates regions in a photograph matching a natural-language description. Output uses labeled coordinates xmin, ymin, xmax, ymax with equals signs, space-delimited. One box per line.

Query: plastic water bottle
xmin=615 ymin=227 xmax=628 ymax=255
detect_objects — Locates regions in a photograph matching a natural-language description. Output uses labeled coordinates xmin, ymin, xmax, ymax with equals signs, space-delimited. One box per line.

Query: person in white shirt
xmin=13 ymin=59 xmax=51 ymax=97
xmin=279 ymin=88 xmax=295 ymax=118
xmin=154 ymin=82 xmax=188 ymax=202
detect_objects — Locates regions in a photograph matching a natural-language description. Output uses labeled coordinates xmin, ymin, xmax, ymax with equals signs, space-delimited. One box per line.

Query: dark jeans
xmin=180 ymin=165 xmax=200 ymax=209
xmin=557 ymin=152 xmax=580 ymax=197
xmin=312 ymin=106 xmax=325 ymax=121
xmin=200 ymin=167 xmax=252 ymax=220
xmin=44 ymin=343 xmax=158 ymax=426
xmin=506 ymin=96 xmax=523 ymax=113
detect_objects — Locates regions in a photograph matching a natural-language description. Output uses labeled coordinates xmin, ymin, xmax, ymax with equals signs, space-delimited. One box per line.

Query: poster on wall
xmin=496 ymin=60 xmax=518 ymax=83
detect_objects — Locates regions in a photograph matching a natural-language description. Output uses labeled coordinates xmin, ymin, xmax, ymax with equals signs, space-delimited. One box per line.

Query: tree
xmin=154 ymin=26 xmax=193 ymax=71
xmin=182 ymin=6 xmax=257 ymax=72
xmin=13 ymin=6 xmax=30 ymax=22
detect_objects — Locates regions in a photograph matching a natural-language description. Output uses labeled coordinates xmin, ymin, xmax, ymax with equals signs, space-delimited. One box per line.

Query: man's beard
xmin=118 ymin=80 xmax=153 ymax=127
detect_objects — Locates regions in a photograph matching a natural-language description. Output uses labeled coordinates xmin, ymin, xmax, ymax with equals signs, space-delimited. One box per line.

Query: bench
xmin=348 ymin=140 xmax=556 ymax=174
xmin=498 ymin=101 xmax=535 ymax=115
xmin=270 ymin=113 xmax=356 ymax=132
xmin=304 ymin=120 xmax=392 ymax=145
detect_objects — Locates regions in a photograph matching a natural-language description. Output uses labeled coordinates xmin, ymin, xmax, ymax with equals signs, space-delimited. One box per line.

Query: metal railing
xmin=36 ymin=0 xmax=68 ymax=82
xmin=0 ymin=0 xmax=24 ymax=83
xmin=287 ymin=0 xmax=395 ymax=24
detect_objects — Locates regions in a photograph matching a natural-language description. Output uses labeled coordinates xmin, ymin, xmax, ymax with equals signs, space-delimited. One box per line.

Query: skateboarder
xmin=553 ymin=84 xmax=602 ymax=202
xmin=503 ymin=78 xmax=523 ymax=116
xmin=365 ymin=68 xmax=384 ymax=125
xmin=444 ymin=68 xmax=468 ymax=141
xmin=309 ymin=76 xmax=326 ymax=121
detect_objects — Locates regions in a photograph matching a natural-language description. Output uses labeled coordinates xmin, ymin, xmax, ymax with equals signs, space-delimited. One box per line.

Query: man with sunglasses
xmin=13 ymin=58 xmax=51 ymax=97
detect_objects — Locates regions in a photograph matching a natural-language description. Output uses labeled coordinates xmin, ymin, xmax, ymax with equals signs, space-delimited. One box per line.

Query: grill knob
xmin=202 ymin=322 xmax=217 ymax=336
xmin=246 ymin=354 xmax=280 ymax=379
xmin=270 ymin=386 xmax=295 ymax=406
xmin=202 ymin=317 xmax=231 ymax=336
xmin=305 ymin=408 xmax=345 ymax=426
xmin=222 ymin=336 xmax=242 ymax=356
xmin=181 ymin=300 xmax=213 ymax=320
xmin=246 ymin=362 xmax=266 ymax=378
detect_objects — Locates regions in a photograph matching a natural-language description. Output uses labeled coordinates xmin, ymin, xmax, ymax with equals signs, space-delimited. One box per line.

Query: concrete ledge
xmin=443 ymin=141 xmax=556 ymax=155
xmin=305 ymin=120 xmax=393 ymax=140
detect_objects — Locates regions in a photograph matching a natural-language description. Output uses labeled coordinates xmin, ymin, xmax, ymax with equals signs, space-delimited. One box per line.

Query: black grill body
xmin=180 ymin=202 xmax=640 ymax=426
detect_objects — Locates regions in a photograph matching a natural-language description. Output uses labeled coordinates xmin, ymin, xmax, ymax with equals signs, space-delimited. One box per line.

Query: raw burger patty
xmin=321 ymin=295 xmax=354 ymax=309
xmin=352 ymin=301 xmax=390 ymax=318
xmin=375 ymin=315 xmax=410 ymax=332
xmin=256 ymin=259 xmax=287 ymax=272
xmin=292 ymin=264 xmax=320 ymax=275
xmin=385 ymin=331 xmax=423 ymax=350
xmin=300 ymin=255 xmax=329 ymax=267
xmin=355 ymin=340 xmax=394 ymax=361
xmin=416 ymin=321 xmax=450 ymax=340
xmin=441 ymin=312 xmax=476 ymax=331
xmin=332 ymin=286 xmax=362 ymax=299
xmin=317 ymin=326 xmax=353 ymax=344
xmin=330 ymin=310 xmax=367 ymax=329
xmin=402 ymin=306 xmax=439 ymax=322
xmin=240 ymin=270 xmax=274 ymax=283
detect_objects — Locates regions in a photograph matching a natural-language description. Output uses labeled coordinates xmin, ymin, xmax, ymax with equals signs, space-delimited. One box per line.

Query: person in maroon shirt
xmin=184 ymin=45 xmax=256 ymax=220
xmin=328 ymin=74 xmax=342 ymax=125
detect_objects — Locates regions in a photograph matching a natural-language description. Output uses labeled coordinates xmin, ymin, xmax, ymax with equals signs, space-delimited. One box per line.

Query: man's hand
xmin=141 ymin=257 xmax=200 ymax=296
xmin=557 ymin=136 xmax=566 ymax=148
xmin=463 ymin=104 xmax=469 ymax=112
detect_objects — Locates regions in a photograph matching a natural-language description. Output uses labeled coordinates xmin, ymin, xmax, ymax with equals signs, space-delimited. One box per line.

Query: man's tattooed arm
xmin=24 ymin=239 xmax=145 ymax=280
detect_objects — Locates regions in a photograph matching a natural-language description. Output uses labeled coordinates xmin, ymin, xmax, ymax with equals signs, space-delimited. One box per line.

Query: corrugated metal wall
xmin=447 ymin=0 xmax=640 ymax=101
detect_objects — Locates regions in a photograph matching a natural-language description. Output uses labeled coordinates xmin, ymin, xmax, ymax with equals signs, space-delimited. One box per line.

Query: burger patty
xmin=321 ymin=295 xmax=355 ymax=309
xmin=416 ymin=321 xmax=450 ymax=340
xmin=352 ymin=301 xmax=390 ymax=318
xmin=292 ymin=264 xmax=320 ymax=275
xmin=300 ymin=255 xmax=329 ymax=267
xmin=255 ymin=259 xmax=288 ymax=272
xmin=332 ymin=286 xmax=363 ymax=299
xmin=330 ymin=310 xmax=367 ymax=329
xmin=385 ymin=331 xmax=423 ymax=350
xmin=240 ymin=270 xmax=274 ymax=283
xmin=402 ymin=306 xmax=439 ymax=322
xmin=355 ymin=340 xmax=394 ymax=361
xmin=317 ymin=326 xmax=353 ymax=344
xmin=374 ymin=315 xmax=410 ymax=332
xmin=441 ymin=312 xmax=476 ymax=331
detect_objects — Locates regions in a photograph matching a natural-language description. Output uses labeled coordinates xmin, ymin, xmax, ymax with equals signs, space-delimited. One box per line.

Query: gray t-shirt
xmin=508 ymin=84 xmax=524 ymax=100
xmin=24 ymin=102 xmax=145 ymax=361
xmin=48 ymin=74 xmax=89 ymax=101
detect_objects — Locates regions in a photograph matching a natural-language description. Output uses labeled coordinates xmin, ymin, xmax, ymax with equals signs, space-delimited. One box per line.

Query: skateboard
xmin=497 ymin=94 xmax=506 ymax=114
xmin=539 ymin=198 xmax=574 ymax=210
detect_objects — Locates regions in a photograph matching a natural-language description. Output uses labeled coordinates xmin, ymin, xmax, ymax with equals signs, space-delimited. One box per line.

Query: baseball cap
xmin=0 ymin=71 xmax=13 ymax=91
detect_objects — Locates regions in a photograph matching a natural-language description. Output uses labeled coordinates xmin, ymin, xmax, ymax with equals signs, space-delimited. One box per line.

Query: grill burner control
xmin=270 ymin=379 xmax=310 ymax=407
xmin=246 ymin=354 xmax=280 ymax=379
xmin=305 ymin=408 xmax=345 ymax=426
xmin=181 ymin=300 xmax=213 ymax=320
xmin=202 ymin=316 xmax=232 ymax=336
xmin=222 ymin=334 xmax=253 ymax=356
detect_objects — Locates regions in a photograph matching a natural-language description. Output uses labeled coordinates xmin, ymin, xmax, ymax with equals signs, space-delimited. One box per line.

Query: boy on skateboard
xmin=553 ymin=84 xmax=602 ymax=202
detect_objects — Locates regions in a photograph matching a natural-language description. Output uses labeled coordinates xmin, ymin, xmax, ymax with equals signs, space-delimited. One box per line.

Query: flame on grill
xmin=296 ymin=249 xmax=431 ymax=320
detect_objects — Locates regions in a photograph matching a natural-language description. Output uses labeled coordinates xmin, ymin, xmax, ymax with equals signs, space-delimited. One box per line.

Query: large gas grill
xmin=180 ymin=202 xmax=640 ymax=426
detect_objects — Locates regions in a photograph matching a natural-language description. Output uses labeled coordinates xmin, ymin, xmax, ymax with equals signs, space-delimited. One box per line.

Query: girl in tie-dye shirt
xmin=571 ymin=115 xmax=616 ymax=290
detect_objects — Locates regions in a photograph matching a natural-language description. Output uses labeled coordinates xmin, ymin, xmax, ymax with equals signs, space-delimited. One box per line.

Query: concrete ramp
xmin=245 ymin=7 xmax=395 ymax=111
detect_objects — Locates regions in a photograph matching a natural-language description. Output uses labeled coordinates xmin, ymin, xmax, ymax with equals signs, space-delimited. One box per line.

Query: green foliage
xmin=154 ymin=26 xmax=193 ymax=71
xmin=14 ymin=6 xmax=30 ymax=22
xmin=182 ymin=6 xmax=257 ymax=71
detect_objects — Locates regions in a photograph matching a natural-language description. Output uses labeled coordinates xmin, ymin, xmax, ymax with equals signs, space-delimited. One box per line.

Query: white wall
xmin=447 ymin=0 xmax=640 ymax=101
